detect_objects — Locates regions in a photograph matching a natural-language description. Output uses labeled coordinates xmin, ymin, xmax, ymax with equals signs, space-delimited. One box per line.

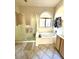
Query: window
xmin=40 ymin=18 xmax=51 ymax=27
xmin=40 ymin=12 xmax=52 ymax=28
xmin=46 ymin=18 xmax=51 ymax=27
xmin=40 ymin=18 xmax=45 ymax=27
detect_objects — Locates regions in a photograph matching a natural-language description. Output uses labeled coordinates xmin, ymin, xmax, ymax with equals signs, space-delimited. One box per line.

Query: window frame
xmin=40 ymin=17 xmax=52 ymax=28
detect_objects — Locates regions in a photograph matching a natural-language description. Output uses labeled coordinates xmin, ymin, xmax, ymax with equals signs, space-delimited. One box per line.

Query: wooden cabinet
xmin=56 ymin=35 xmax=64 ymax=58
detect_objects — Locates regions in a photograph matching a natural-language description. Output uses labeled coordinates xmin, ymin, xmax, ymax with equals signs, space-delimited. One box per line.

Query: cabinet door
xmin=60 ymin=38 xmax=64 ymax=57
xmin=56 ymin=36 xmax=64 ymax=58
xmin=56 ymin=36 xmax=61 ymax=50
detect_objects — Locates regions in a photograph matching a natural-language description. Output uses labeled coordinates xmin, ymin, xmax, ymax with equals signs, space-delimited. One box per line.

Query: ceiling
xmin=16 ymin=0 xmax=62 ymax=7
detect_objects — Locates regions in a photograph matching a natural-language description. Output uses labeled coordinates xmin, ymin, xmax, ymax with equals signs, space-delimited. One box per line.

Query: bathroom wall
xmin=15 ymin=25 xmax=26 ymax=40
xmin=15 ymin=5 xmax=20 ymax=13
xmin=36 ymin=8 xmax=54 ymax=32
xmin=54 ymin=0 xmax=64 ymax=28
xmin=15 ymin=6 xmax=54 ymax=40
xmin=15 ymin=6 xmax=26 ymax=40
xmin=16 ymin=12 xmax=25 ymax=26
xmin=18 ymin=6 xmax=54 ymax=32
xmin=54 ymin=0 xmax=64 ymax=19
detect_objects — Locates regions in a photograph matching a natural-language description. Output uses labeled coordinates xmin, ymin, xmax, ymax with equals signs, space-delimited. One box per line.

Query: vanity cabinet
xmin=55 ymin=35 xmax=64 ymax=58
xmin=36 ymin=32 xmax=56 ymax=46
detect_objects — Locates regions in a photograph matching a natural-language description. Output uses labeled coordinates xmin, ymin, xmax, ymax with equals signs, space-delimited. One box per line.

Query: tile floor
xmin=15 ymin=43 xmax=62 ymax=59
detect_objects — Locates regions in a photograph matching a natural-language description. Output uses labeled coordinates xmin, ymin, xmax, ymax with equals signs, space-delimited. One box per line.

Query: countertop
xmin=57 ymin=34 xmax=64 ymax=39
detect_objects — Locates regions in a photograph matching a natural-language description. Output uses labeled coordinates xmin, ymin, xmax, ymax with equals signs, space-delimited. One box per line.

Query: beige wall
xmin=55 ymin=0 xmax=64 ymax=19
xmin=15 ymin=5 xmax=20 ymax=13
xmin=15 ymin=1 xmax=64 ymax=33
xmin=35 ymin=8 xmax=54 ymax=32
xmin=17 ymin=6 xmax=54 ymax=32
xmin=54 ymin=0 xmax=64 ymax=27
xmin=15 ymin=6 xmax=54 ymax=40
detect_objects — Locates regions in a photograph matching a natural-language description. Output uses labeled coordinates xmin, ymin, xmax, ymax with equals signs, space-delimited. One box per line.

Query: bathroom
xmin=15 ymin=0 xmax=64 ymax=59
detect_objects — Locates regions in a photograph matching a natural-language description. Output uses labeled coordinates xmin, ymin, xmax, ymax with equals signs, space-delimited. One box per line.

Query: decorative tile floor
xmin=15 ymin=43 xmax=62 ymax=59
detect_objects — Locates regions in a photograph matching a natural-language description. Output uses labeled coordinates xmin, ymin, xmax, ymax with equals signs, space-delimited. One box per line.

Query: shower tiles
xmin=15 ymin=43 xmax=62 ymax=59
